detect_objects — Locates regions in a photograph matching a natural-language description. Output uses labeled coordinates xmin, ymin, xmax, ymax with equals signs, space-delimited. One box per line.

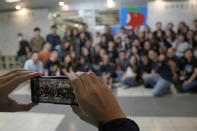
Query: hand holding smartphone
xmin=31 ymin=76 xmax=78 ymax=105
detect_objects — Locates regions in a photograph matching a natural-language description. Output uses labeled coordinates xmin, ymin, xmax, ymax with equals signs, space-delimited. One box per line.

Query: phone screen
xmin=31 ymin=76 xmax=78 ymax=105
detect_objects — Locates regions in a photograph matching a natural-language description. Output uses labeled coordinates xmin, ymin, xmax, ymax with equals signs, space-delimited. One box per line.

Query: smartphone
xmin=31 ymin=76 xmax=78 ymax=105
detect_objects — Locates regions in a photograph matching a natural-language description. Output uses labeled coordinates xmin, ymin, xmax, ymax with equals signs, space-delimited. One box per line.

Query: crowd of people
xmin=19 ymin=19 xmax=197 ymax=96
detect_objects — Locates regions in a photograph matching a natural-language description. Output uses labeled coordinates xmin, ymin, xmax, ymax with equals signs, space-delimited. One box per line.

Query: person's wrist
xmin=101 ymin=112 xmax=126 ymax=124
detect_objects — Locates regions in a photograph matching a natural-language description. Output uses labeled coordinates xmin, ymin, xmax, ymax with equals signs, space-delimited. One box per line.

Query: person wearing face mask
xmin=17 ymin=33 xmax=31 ymax=63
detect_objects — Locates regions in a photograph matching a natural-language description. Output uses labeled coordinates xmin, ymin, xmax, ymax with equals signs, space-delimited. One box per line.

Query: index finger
xmin=67 ymin=73 xmax=85 ymax=98
xmin=0 ymin=69 xmax=26 ymax=78
xmin=7 ymin=72 xmax=41 ymax=92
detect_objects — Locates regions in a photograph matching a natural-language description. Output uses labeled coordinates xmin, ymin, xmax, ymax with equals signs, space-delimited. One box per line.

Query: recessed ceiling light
xmin=59 ymin=2 xmax=65 ymax=6
xmin=5 ymin=0 xmax=21 ymax=3
xmin=106 ymin=0 xmax=116 ymax=8
xmin=15 ymin=5 xmax=22 ymax=10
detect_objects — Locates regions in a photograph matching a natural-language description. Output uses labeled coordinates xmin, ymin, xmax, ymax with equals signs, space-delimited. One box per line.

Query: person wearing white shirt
xmin=173 ymin=34 xmax=189 ymax=58
xmin=24 ymin=52 xmax=43 ymax=73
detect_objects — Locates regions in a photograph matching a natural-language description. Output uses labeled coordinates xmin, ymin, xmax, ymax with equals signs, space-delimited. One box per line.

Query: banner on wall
xmin=120 ymin=7 xmax=147 ymax=30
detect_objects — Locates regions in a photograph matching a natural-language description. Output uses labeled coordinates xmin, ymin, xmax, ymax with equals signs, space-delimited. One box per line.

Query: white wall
xmin=148 ymin=1 xmax=197 ymax=32
xmin=0 ymin=9 xmax=50 ymax=55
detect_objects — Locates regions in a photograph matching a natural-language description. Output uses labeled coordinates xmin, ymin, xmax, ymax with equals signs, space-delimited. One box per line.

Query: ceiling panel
xmin=0 ymin=0 xmax=188 ymax=12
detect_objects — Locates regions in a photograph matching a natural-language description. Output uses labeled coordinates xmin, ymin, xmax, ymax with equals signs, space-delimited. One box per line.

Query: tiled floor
xmin=0 ymin=80 xmax=197 ymax=131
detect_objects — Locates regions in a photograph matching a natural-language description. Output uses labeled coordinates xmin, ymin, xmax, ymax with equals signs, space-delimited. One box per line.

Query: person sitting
xmin=121 ymin=56 xmax=141 ymax=87
xmin=46 ymin=25 xmax=61 ymax=49
xmin=99 ymin=35 xmax=108 ymax=50
xmin=78 ymin=56 xmax=91 ymax=72
xmin=173 ymin=33 xmax=189 ymax=58
xmin=106 ymin=41 xmax=118 ymax=63
xmin=115 ymin=27 xmax=127 ymax=42
xmin=29 ymin=27 xmax=44 ymax=52
xmin=24 ymin=52 xmax=43 ymax=74
xmin=70 ymin=51 xmax=78 ymax=72
xmin=99 ymin=55 xmax=114 ymax=89
xmin=55 ymin=41 xmax=71 ymax=61
xmin=44 ymin=50 xmax=60 ymax=76
xmin=143 ymin=49 xmax=174 ymax=96
xmin=116 ymin=50 xmax=128 ymax=72
xmin=60 ymin=55 xmax=74 ymax=76
xmin=179 ymin=49 xmax=197 ymax=92
xmin=39 ymin=42 xmax=51 ymax=64
xmin=139 ymin=51 xmax=152 ymax=81
xmin=116 ymin=50 xmax=128 ymax=82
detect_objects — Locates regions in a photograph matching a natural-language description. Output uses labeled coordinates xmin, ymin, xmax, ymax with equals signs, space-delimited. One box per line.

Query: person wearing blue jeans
xmin=182 ymin=81 xmax=197 ymax=92
xmin=120 ymin=56 xmax=141 ymax=87
xmin=180 ymin=49 xmax=197 ymax=92
xmin=144 ymin=73 xmax=171 ymax=96
xmin=144 ymin=49 xmax=176 ymax=97
xmin=122 ymin=77 xmax=138 ymax=86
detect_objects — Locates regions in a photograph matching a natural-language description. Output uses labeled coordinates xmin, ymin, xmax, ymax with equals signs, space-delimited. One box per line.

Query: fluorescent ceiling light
xmin=15 ymin=5 xmax=21 ymax=10
xmin=5 ymin=0 xmax=21 ymax=3
xmin=59 ymin=2 xmax=65 ymax=6
xmin=106 ymin=0 xmax=116 ymax=8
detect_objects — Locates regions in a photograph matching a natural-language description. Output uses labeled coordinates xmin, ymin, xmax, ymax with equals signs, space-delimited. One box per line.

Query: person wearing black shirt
xmin=144 ymin=50 xmax=174 ymax=96
xmin=99 ymin=35 xmax=108 ymax=50
xmin=44 ymin=50 xmax=60 ymax=76
xmin=60 ymin=55 xmax=73 ymax=76
xmin=81 ymin=23 xmax=92 ymax=40
xmin=140 ymin=52 xmax=152 ymax=78
xmin=116 ymin=50 xmax=128 ymax=72
xmin=99 ymin=55 xmax=114 ymax=89
xmin=180 ymin=49 xmax=197 ymax=92
xmin=166 ymin=48 xmax=180 ymax=68
xmin=17 ymin=33 xmax=31 ymax=59
xmin=153 ymin=22 xmax=165 ymax=38
xmin=103 ymin=25 xmax=114 ymax=42
xmin=107 ymin=41 xmax=118 ymax=63
xmin=78 ymin=56 xmax=91 ymax=72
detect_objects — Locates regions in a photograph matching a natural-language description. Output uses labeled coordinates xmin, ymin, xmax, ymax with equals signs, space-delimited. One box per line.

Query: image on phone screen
xmin=31 ymin=76 xmax=78 ymax=105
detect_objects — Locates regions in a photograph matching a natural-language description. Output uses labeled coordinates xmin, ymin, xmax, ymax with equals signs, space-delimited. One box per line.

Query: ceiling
xmin=0 ymin=0 xmax=188 ymax=12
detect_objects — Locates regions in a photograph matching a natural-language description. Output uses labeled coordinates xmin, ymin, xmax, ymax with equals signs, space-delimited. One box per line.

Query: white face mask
xmin=18 ymin=36 xmax=23 ymax=41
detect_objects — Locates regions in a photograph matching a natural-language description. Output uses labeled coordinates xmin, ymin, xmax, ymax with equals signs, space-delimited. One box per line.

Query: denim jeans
xmin=122 ymin=77 xmax=139 ymax=86
xmin=144 ymin=73 xmax=171 ymax=96
xmin=181 ymin=81 xmax=197 ymax=92
xmin=117 ymin=72 xmax=123 ymax=82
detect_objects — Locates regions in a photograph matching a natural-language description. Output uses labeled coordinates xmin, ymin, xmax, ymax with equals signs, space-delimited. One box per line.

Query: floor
xmin=0 ymin=72 xmax=197 ymax=131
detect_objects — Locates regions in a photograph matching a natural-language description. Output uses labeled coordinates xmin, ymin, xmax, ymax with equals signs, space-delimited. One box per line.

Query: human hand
xmin=68 ymin=72 xmax=126 ymax=127
xmin=0 ymin=69 xmax=41 ymax=112
xmin=183 ymin=80 xmax=191 ymax=86
xmin=71 ymin=105 xmax=98 ymax=127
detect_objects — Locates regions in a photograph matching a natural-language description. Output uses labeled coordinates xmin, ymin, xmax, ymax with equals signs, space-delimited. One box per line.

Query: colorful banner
xmin=120 ymin=7 xmax=147 ymax=30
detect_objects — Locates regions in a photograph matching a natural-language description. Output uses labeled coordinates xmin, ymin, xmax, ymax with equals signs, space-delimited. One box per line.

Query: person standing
xmin=46 ymin=25 xmax=61 ymax=49
xmin=17 ymin=33 xmax=31 ymax=63
xmin=29 ymin=27 xmax=45 ymax=52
